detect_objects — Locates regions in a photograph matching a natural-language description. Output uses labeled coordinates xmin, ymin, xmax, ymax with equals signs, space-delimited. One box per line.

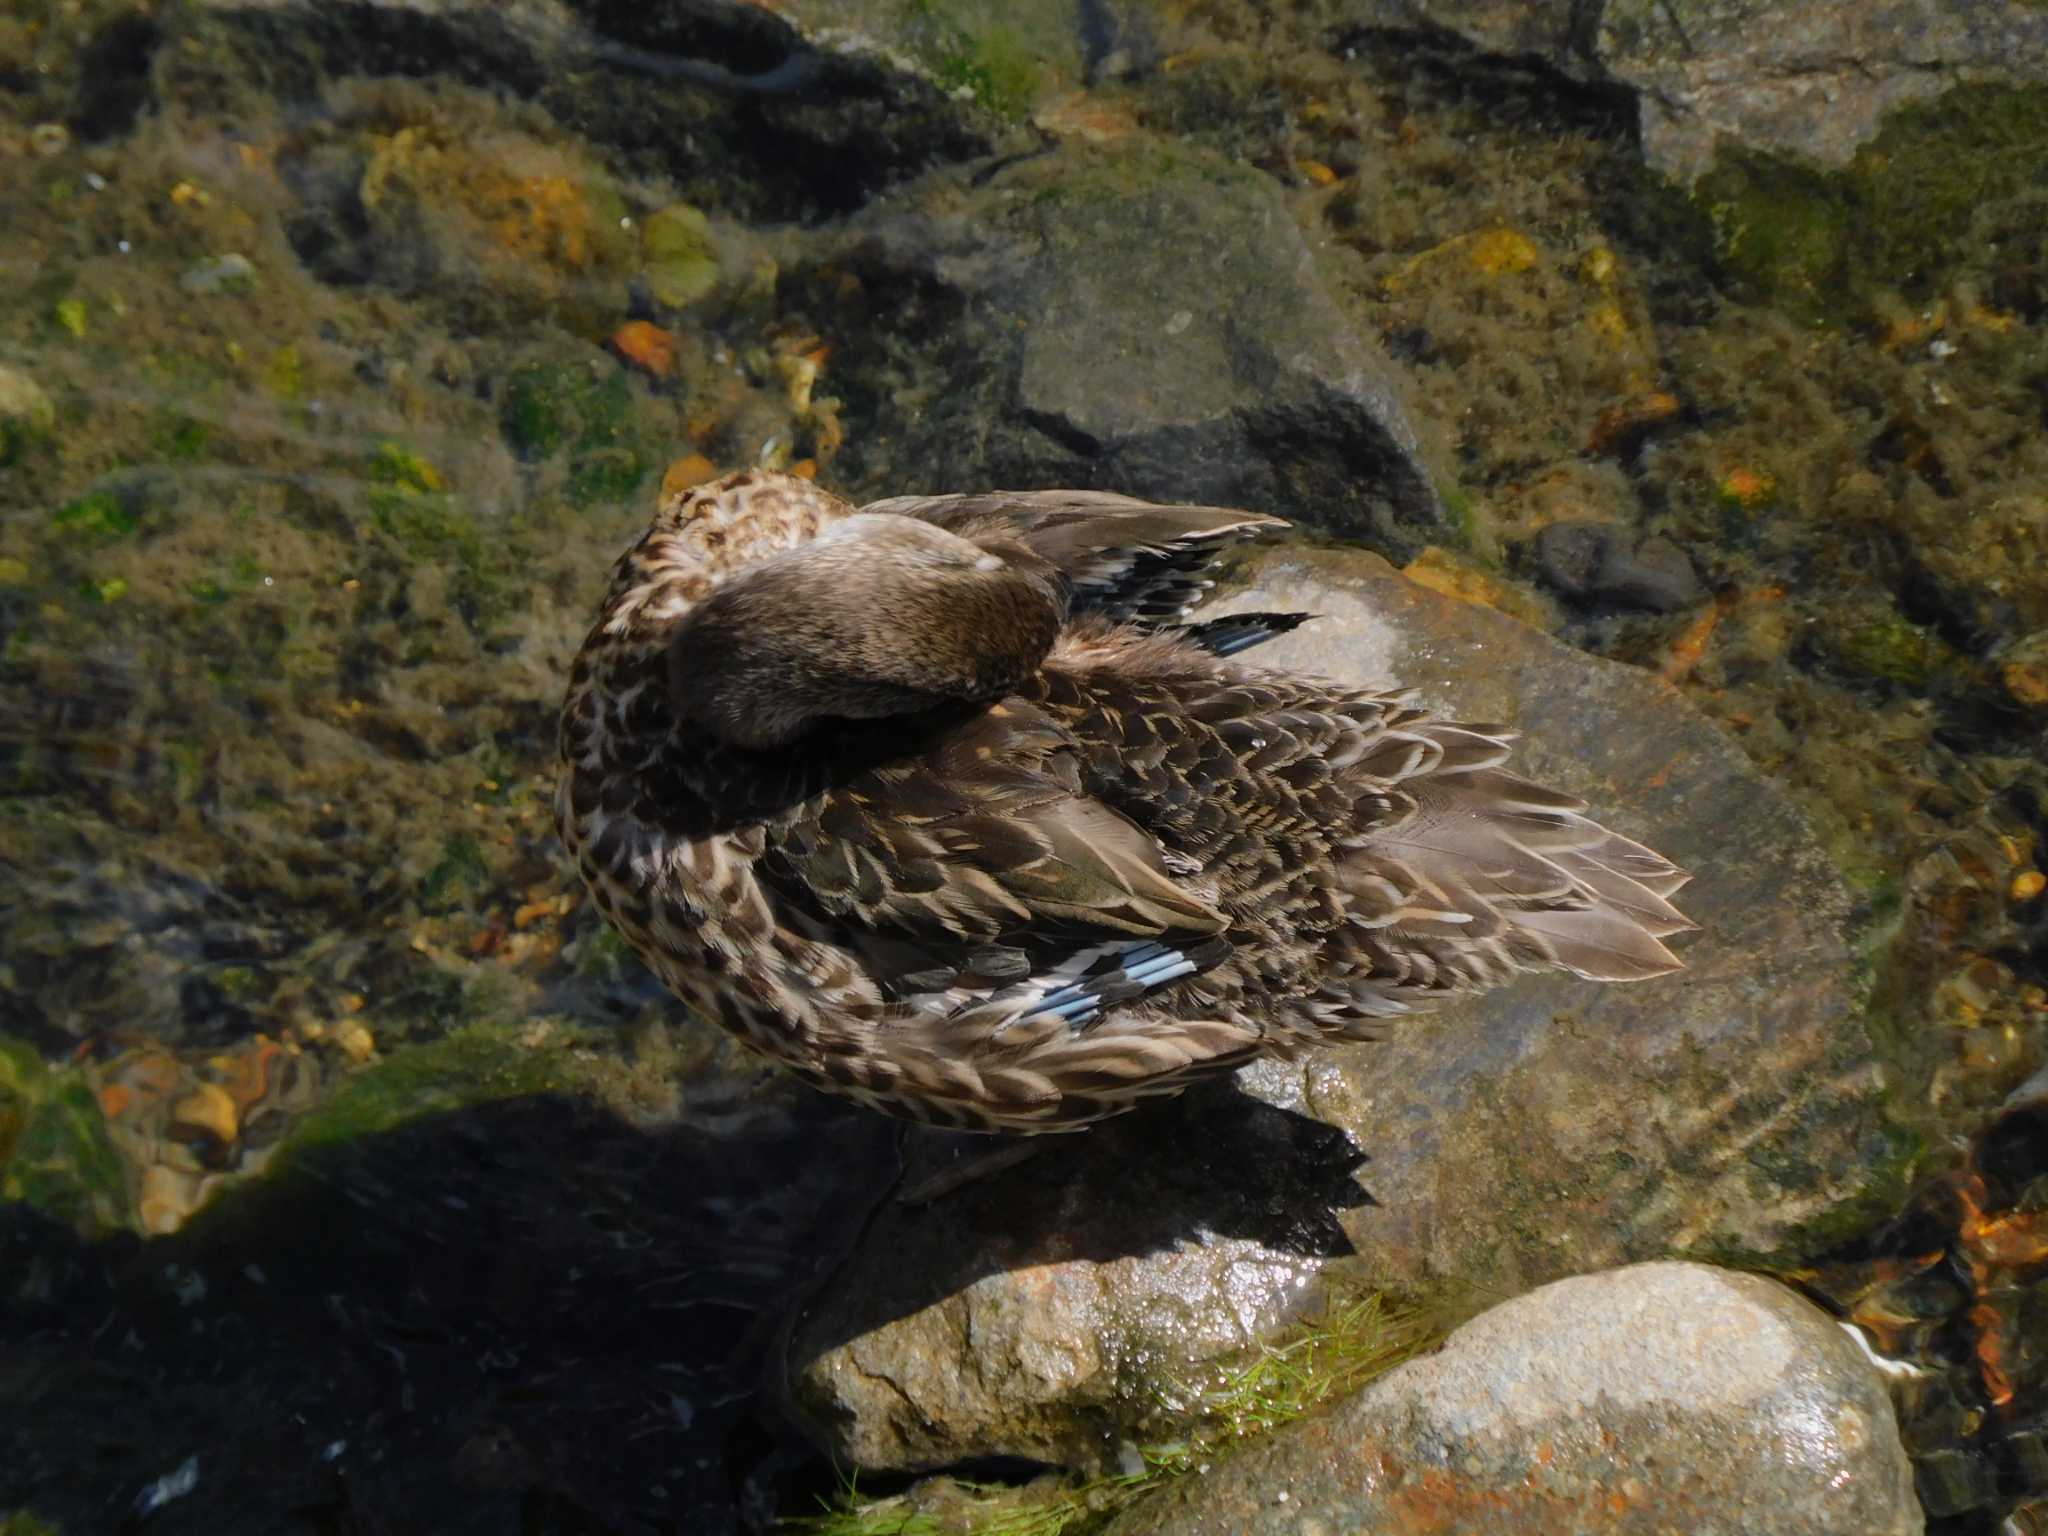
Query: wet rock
xmin=1534 ymin=520 xmax=1705 ymax=613
xmin=1329 ymin=0 xmax=2048 ymax=181
xmin=1106 ymin=1263 xmax=1922 ymax=1536
xmin=820 ymin=139 xmax=1447 ymax=557
xmin=178 ymin=0 xmax=1002 ymax=224
xmin=786 ymin=543 xmax=1920 ymax=1470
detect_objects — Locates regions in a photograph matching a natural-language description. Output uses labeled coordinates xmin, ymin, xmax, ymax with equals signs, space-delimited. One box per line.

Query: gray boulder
xmin=1107 ymin=1262 xmax=1922 ymax=1536
xmin=819 ymin=140 xmax=1450 ymax=558
xmin=1330 ymin=0 xmax=2048 ymax=180
xmin=785 ymin=543 xmax=1925 ymax=1471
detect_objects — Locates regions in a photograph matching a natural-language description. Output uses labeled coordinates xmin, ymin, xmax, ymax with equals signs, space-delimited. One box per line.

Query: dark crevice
xmin=67 ymin=14 xmax=163 ymax=142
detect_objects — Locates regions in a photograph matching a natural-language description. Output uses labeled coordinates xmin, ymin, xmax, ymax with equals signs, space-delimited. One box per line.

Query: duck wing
xmin=764 ymin=697 xmax=1235 ymax=1029
xmin=859 ymin=490 xmax=1288 ymax=625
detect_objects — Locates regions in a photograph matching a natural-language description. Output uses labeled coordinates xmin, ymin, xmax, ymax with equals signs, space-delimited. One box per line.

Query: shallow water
xmin=4 ymin=3 xmax=2048 ymax=1533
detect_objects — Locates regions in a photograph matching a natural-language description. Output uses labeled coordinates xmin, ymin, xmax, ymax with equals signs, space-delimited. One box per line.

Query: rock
xmin=1318 ymin=0 xmax=2048 ymax=181
xmin=785 ymin=543 xmax=1923 ymax=1470
xmin=821 ymin=139 xmax=1448 ymax=557
xmin=1105 ymin=1263 xmax=1923 ymax=1536
xmin=1593 ymin=0 xmax=2048 ymax=182
xmin=178 ymin=252 xmax=257 ymax=295
xmin=1534 ymin=520 xmax=1705 ymax=613
xmin=178 ymin=0 xmax=1003 ymax=224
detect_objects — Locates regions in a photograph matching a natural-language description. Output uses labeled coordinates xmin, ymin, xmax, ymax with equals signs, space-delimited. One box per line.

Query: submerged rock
xmin=819 ymin=139 xmax=1449 ymax=558
xmin=1106 ymin=1262 xmax=1922 ymax=1536
xmin=786 ymin=542 xmax=1921 ymax=1470
xmin=1534 ymin=519 xmax=1705 ymax=613
xmin=1323 ymin=0 xmax=2048 ymax=182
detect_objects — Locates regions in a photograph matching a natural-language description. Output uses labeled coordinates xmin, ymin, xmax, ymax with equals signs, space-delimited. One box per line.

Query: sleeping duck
xmin=556 ymin=470 xmax=1692 ymax=1132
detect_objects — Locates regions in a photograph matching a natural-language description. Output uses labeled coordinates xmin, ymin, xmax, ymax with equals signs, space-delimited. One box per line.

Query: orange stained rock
xmin=170 ymin=1082 xmax=240 ymax=1149
xmin=1298 ymin=158 xmax=1340 ymax=186
xmin=611 ymin=320 xmax=677 ymax=378
xmin=97 ymin=1083 xmax=133 ymax=1119
xmin=789 ymin=457 xmax=817 ymax=480
xmin=661 ymin=453 xmax=719 ymax=498
xmin=2016 ymin=870 xmax=2047 ymax=902
xmin=1409 ymin=548 xmax=1548 ymax=626
xmin=1972 ymin=1299 xmax=2017 ymax=1408
xmin=1033 ymin=92 xmax=1138 ymax=144
xmin=1965 ymin=1200 xmax=2048 ymax=1270
xmin=2004 ymin=654 xmax=2048 ymax=709
xmin=1659 ymin=603 xmax=1720 ymax=684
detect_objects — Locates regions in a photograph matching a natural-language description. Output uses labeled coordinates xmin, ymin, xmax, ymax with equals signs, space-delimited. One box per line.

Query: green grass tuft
xmin=788 ymin=1291 xmax=1431 ymax=1536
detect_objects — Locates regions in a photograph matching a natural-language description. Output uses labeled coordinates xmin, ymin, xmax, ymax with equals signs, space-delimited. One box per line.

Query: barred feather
xmin=556 ymin=472 xmax=1693 ymax=1131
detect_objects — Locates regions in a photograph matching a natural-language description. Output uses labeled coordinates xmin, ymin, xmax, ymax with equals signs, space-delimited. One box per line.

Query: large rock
xmin=173 ymin=0 xmax=1003 ymax=222
xmin=1107 ymin=1262 xmax=1923 ymax=1536
xmin=1329 ymin=0 xmax=2048 ymax=180
xmin=785 ymin=543 xmax=1926 ymax=1471
xmin=818 ymin=140 xmax=1450 ymax=558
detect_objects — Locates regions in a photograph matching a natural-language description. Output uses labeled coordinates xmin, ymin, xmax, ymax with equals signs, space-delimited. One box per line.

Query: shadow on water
xmin=0 ymin=1075 xmax=1372 ymax=1535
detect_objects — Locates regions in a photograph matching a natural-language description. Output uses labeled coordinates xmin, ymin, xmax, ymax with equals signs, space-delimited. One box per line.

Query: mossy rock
xmin=274 ymin=1021 xmax=607 ymax=1158
xmin=1697 ymin=82 xmax=2048 ymax=317
xmin=1811 ymin=598 xmax=1959 ymax=690
xmin=499 ymin=362 xmax=638 ymax=462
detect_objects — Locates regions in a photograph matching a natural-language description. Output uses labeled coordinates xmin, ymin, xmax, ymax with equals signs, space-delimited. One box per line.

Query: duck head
xmin=657 ymin=488 xmax=1069 ymax=751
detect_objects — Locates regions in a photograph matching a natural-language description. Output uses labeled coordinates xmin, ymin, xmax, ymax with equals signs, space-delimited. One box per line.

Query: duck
xmin=556 ymin=470 xmax=1693 ymax=1132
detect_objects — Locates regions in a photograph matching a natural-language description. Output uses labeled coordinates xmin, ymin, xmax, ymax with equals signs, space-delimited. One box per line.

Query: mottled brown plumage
xmin=556 ymin=471 xmax=1693 ymax=1131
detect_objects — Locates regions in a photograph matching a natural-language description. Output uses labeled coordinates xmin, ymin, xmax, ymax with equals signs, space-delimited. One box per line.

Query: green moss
xmin=0 ymin=1511 xmax=63 ymax=1536
xmin=794 ymin=1291 xmax=1431 ymax=1536
xmin=0 ymin=1040 xmax=132 ymax=1238
xmin=1813 ymin=599 xmax=1958 ymax=690
xmin=364 ymin=441 xmax=515 ymax=623
xmin=1696 ymin=83 xmax=2048 ymax=316
xmin=50 ymin=488 xmax=136 ymax=541
xmin=419 ymin=832 xmax=489 ymax=910
xmin=499 ymin=362 xmax=639 ymax=463
xmin=154 ymin=415 xmax=210 ymax=462
xmin=1696 ymin=152 xmax=1851 ymax=317
xmin=274 ymin=1020 xmax=601 ymax=1156
xmin=566 ymin=445 xmax=649 ymax=507
xmin=641 ymin=204 xmax=720 ymax=309
xmin=901 ymin=1 xmax=1046 ymax=120
xmin=53 ymin=298 xmax=87 ymax=339
xmin=501 ymin=367 xmax=575 ymax=459
xmin=263 ymin=343 xmax=305 ymax=401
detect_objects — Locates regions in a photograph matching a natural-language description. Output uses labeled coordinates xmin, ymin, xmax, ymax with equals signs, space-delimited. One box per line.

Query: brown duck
xmin=556 ymin=470 xmax=1692 ymax=1132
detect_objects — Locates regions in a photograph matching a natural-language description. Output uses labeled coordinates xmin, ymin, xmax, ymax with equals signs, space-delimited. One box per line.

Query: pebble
xmin=179 ymin=253 xmax=258 ymax=295
xmin=1535 ymin=520 xmax=1705 ymax=613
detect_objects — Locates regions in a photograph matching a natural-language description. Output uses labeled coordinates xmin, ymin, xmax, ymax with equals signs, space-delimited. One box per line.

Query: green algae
xmin=0 ymin=1040 xmax=131 ymax=1238
xmin=419 ymin=832 xmax=490 ymax=911
xmin=498 ymin=362 xmax=650 ymax=505
xmin=273 ymin=1020 xmax=605 ymax=1158
xmin=641 ymin=204 xmax=721 ymax=310
xmin=1697 ymin=82 xmax=2048 ymax=318
xmin=49 ymin=488 xmax=136 ymax=541
xmin=1812 ymin=599 xmax=1962 ymax=691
